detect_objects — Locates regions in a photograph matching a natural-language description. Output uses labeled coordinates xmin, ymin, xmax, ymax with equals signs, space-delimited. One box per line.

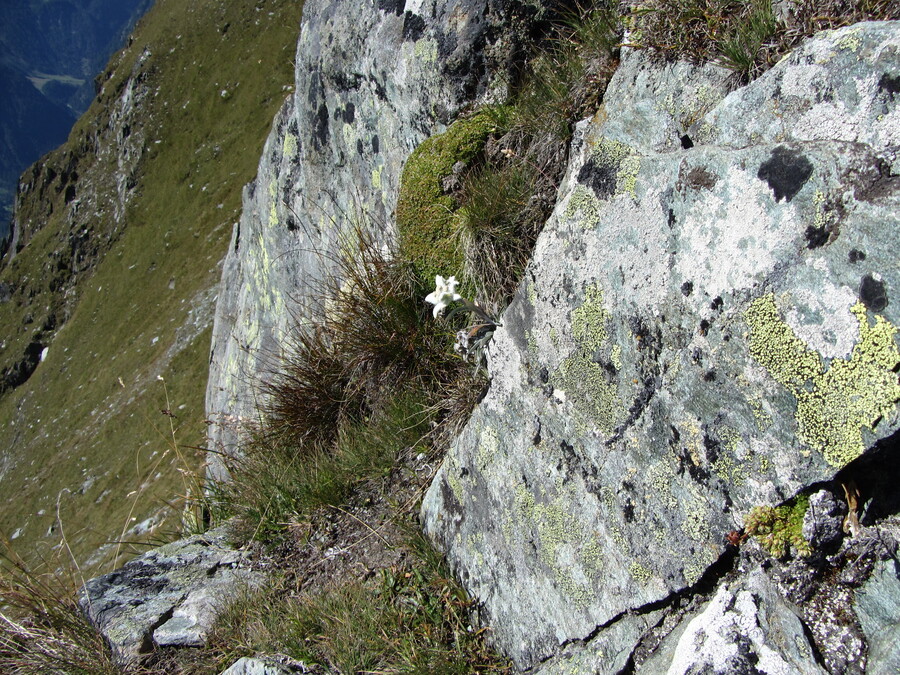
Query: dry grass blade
xmin=0 ymin=546 xmax=117 ymax=674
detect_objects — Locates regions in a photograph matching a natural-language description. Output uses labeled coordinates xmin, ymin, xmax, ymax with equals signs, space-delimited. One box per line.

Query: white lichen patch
xmin=784 ymin=284 xmax=859 ymax=358
xmin=677 ymin=164 xmax=795 ymax=299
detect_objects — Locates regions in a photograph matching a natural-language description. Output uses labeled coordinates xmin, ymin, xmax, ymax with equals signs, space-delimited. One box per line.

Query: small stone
xmin=802 ymin=490 xmax=846 ymax=550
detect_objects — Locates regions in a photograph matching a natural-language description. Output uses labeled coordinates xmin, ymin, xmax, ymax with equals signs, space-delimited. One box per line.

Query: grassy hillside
xmin=0 ymin=0 xmax=304 ymax=576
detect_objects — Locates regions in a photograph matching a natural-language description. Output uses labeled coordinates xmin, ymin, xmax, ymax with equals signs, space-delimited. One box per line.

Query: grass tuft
xmin=632 ymin=0 xmax=900 ymax=79
xmin=0 ymin=550 xmax=117 ymax=674
xmin=214 ymin=390 xmax=433 ymax=543
xmin=200 ymin=529 xmax=511 ymax=675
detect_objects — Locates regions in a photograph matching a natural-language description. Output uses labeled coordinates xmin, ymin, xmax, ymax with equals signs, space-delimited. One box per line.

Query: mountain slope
xmin=0 ymin=0 xmax=304 ymax=575
xmin=0 ymin=0 xmax=154 ymax=229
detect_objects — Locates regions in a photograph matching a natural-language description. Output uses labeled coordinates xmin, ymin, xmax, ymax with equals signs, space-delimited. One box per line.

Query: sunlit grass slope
xmin=0 ymin=0 xmax=304 ymax=576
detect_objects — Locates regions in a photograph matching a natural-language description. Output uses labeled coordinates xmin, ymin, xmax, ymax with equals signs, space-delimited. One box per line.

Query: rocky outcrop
xmin=205 ymin=0 xmax=553 ymax=472
xmin=422 ymin=22 xmax=900 ymax=672
xmin=80 ymin=525 xmax=263 ymax=667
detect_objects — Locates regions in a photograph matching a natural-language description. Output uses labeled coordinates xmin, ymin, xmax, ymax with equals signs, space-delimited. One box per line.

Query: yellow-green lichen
xmin=511 ymin=484 xmax=599 ymax=607
xmin=371 ymin=164 xmax=383 ymax=190
xmin=835 ymin=28 xmax=862 ymax=52
xmin=267 ymin=179 xmax=279 ymax=226
xmin=555 ymin=284 xmax=623 ymax=432
xmin=611 ymin=344 xmax=622 ymax=370
xmin=565 ymin=184 xmax=603 ymax=229
xmin=747 ymin=294 xmax=900 ymax=467
xmin=396 ymin=111 xmax=499 ymax=285
xmin=527 ymin=279 xmax=538 ymax=307
xmin=713 ymin=451 xmax=750 ymax=486
xmin=681 ymin=485 xmax=711 ymax=542
xmin=647 ymin=461 xmax=678 ymax=511
xmin=629 ymin=561 xmax=652 ymax=583
xmin=748 ymin=392 xmax=772 ymax=428
xmin=282 ymin=132 xmax=297 ymax=159
xmin=476 ymin=426 xmax=501 ymax=471
xmin=557 ymin=354 xmax=621 ymax=433
xmin=572 ymin=284 xmax=609 ymax=352
xmin=413 ymin=37 xmax=438 ymax=63
xmin=445 ymin=456 xmax=464 ymax=502
xmin=684 ymin=562 xmax=706 ymax=586
xmin=589 ymin=137 xmax=641 ymax=200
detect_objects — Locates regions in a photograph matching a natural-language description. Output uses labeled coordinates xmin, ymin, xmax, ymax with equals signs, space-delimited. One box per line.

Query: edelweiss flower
xmin=425 ymin=275 xmax=462 ymax=318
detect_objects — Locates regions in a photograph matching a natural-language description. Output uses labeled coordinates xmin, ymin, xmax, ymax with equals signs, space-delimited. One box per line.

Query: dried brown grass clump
xmin=0 ymin=554 xmax=117 ymax=675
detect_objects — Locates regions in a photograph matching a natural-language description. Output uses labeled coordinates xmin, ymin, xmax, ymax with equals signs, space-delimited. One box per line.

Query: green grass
xmin=214 ymin=391 xmax=433 ymax=543
xmin=173 ymin=530 xmax=511 ymax=675
xmin=0 ymin=0 xmax=305 ymax=576
xmin=0 ymin=548 xmax=118 ymax=674
xmin=631 ymin=0 xmax=900 ymax=79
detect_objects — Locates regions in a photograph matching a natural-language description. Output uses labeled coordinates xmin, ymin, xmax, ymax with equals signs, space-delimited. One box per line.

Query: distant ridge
xmin=0 ymin=0 xmax=154 ymax=233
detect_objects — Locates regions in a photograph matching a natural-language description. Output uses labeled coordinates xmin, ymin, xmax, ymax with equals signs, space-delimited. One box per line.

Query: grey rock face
xmin=205 ymin=0 xmax=549 ymax=473
xmin=855 ymin=556 xmax=900 ymax=674
xmin=80 ymin=525 xmax=262 ymax=666
xmin=422 ymin=23 xmax=900 ymax=670
xmin=640 ymin=567 xmax=825 ymax=674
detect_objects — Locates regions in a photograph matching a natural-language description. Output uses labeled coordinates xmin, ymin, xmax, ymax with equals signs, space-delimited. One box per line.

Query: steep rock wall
xmin=422 ymin=22 xmax=900 ymax=673
xmin=206 ymin=0 xmax=549 ymax=468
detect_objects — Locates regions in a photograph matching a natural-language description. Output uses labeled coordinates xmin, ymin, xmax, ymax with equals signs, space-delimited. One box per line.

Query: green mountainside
xmin=0 ymin=0 xmax=304 ymax=576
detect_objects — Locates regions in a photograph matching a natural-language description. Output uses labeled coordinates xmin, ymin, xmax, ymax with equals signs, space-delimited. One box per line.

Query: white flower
xmin=425 ymin=275 xmax=462 ymax=318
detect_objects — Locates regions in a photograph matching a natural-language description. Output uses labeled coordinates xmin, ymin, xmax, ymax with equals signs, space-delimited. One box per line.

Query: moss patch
xmin=395 ymin=111 xmax=499 ymax=286
xmin=746 ymin=294 xmax=900 ymax=467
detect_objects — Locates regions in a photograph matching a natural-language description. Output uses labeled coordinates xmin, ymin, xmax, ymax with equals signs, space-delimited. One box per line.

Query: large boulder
xmin=422 ymin=22 xmax=900 ymax=670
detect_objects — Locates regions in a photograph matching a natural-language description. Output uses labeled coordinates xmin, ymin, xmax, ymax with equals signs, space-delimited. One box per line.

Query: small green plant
xmin=744 ymin=494 xmax=812 ymax=558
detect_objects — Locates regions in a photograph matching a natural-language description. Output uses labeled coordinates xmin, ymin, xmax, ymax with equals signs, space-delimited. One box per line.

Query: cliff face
xmin=206 ymin=0 xmax=550 ymax=471
xmin=206 ymin=5 xmax=900 ymax=673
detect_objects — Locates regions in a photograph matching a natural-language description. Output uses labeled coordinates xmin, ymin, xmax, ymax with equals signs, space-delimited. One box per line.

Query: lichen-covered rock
xmin=220 ymin=656 xmax=317 ymax=675
xmin=422 ymin=22 xmax=900 ymax=669
xmin=79 ymin=525 xmax=262 ymax=666
xmin=205 ymin=0 xmax=553 ymax=472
